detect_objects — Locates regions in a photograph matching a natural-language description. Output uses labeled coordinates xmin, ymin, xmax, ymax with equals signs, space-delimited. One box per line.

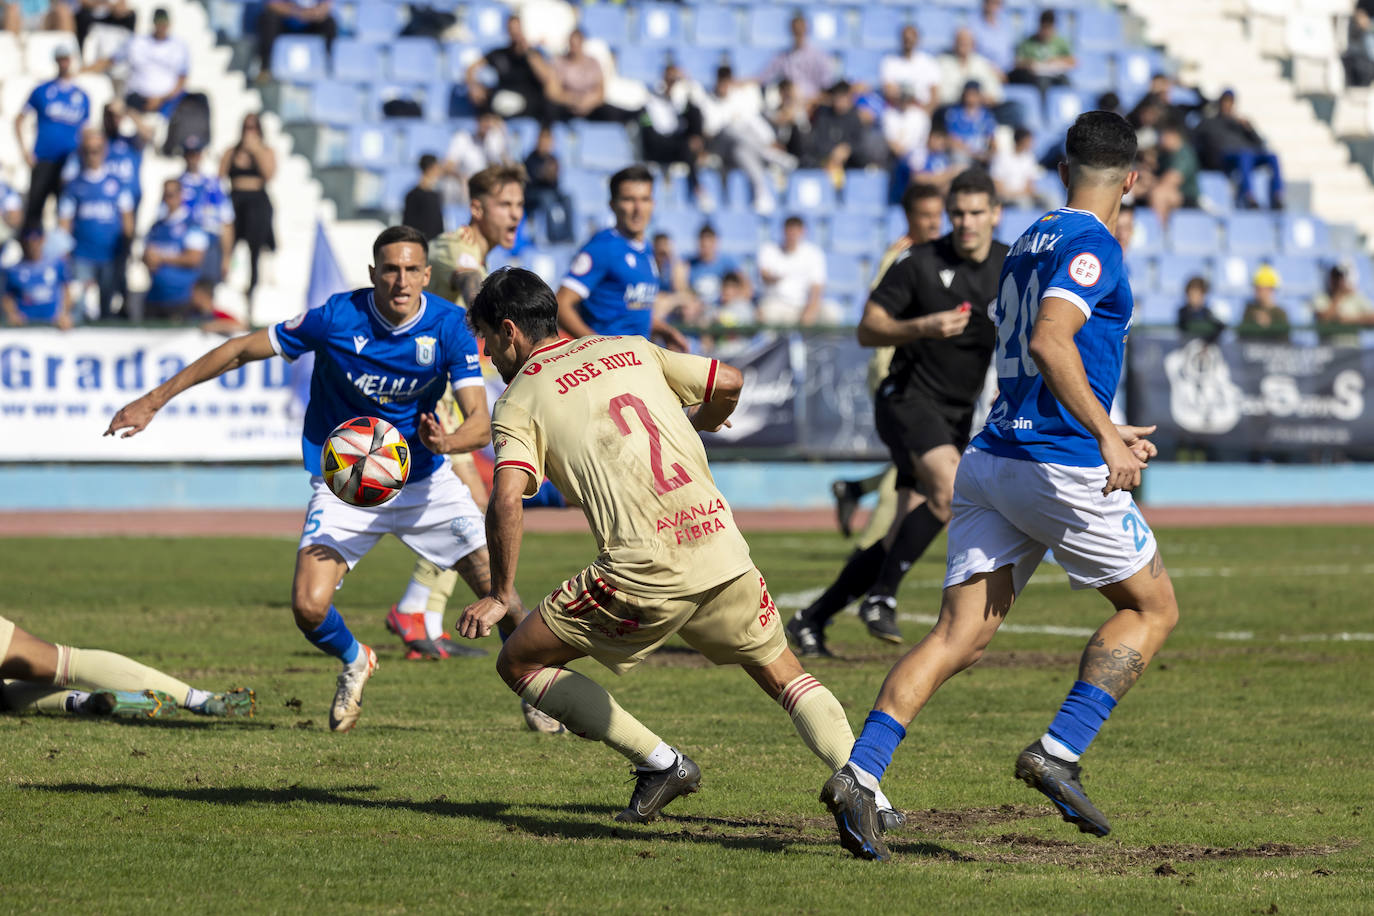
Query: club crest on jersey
xmin=624 ymin=253 xmax=636 ymax=267
xmin=415 ymin=335 xmax=437 ymax=366
xmin=939 ymin=268 xmax=956 ymax=288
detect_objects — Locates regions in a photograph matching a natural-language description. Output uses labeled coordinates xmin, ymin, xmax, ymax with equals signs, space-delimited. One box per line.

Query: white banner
xmin=0 ymin=328 xmax=303 ymax=461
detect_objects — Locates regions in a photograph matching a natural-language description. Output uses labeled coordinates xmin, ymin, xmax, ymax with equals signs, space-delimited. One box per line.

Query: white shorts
xmin=944 ymin=447 xmax=1158 ymax=594
xmin=299 ymin=471 xmax=486 ymax=570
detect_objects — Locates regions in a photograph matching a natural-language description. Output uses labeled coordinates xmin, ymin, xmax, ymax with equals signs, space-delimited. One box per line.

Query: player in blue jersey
xmin=3 ymin=227 xmax=72 ymax=329
xmin=58 ymin=128 xmax=136 ymax=319
xmin=105 ymin=226 xmax=531 ymax=732
xmin=821 ymin=112 xmax=1180 ymax=861
xmin=15 ymin=44 xmax=89 ymax=229
xmin=555 ymin=164 xmax=689 ymax=351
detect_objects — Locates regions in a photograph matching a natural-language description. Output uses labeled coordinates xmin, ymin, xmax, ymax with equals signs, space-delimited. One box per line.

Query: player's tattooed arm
xmin=452 ymin=268 xmax=483 ymax=308
xmin=457 ymin=468 xmax=527 ymax=639
xmin=1080 ymin=635 xmax=1148 ymax=699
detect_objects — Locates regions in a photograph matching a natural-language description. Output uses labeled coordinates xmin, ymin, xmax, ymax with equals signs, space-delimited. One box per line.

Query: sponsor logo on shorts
xmin=450 ymin=517 xmax=476 ymax=540
xmin=757 ymin=575 xmax=778 ymax=629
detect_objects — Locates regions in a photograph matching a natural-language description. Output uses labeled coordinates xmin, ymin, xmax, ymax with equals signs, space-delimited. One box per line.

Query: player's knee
xmin=494 ymin=645 xmax=525 ymax=690
xmin=289 ymin=586 xmax=332 ymax=631
xmin=1149 ymin=596 xmax=1180 ymax=636
xmin=926 ymin=489 xmax=954 ymax=522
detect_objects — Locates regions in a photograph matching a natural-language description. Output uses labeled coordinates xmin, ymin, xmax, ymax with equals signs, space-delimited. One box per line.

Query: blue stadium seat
xmin=380 ymin=166 xmax=414 ymax=215
xmin=805 ymin=6 xmax=849 ymax=50
xmin=332 ymin=38 xmax=383 ymax=83
xmin=1269 ymin=254 xmax=1321 ymax=299
xmin=310 ymin=80 xmax=361 ymax=126
xmin=1167 ymin=211 xmax=1221 ymax=254
xmin=1075 ymin=7 xmax=1123 ymax=53
xmin=353 ymin=1 xmax=403 ymax=39
xmin=859 ymin=6 xmax=907 ymax=51
xmin=398 ymin=121 xmax=450 ymax=163
xmin=1197 ymin=171 xmax=1233 ymax=214
xmin=638 ymin=3 xmax=684 ymax=47
xmin=505 ymin=118 xmax=541 ymax=158
xmin=1281 ymin=214 xmax=1329 ymax=254
xmin=347 ymin=124 xmax=398 ymax=170
xmin=388 ymin=37 xmax=441 ymax=83
xmin=614 ymin=45 xmax=664 ymax=85
xmin=828 ymin=212 xmax=884 ymax=257
xmin=1044 ymin=85 xmax=1087 ymax=134
xmin=1070 ymin=50 xmax=1114 ymax=96
xmin=715 ymin=214 xmax=762 ymax=258
xmin=786 ymin=170 xmax=836 ymax=213
xmin=826 ymin=252 xmax=866 ymax=303
xmin=997 ymin=207 xmax=1039 ymax=244
xmin=675 ymin=46 xmax=727 ymax=85
xmin=725 ymin=169 xmax=754 ymax=209
xmin=886 ymin=206 xmax=906 ymax=243
xmin=1155 ymin=253 xmax=1214 ymax=297
xmin=843 ymin=170 xmax=888 ymax=216
xmin=1003 ymin=83 xmax=1044 ymax=133
xmin=745 ymin=7 xmax=791 ymax=51
xmin=576 ymin=123 xmax=634 ymax=171
xmin=468 ymin=3 xmax=508 ymax=47
xmin=1226 ymin=212 xmax=1278 ymax=257
xmin=729 ymin=45 xmax=777 ymax=81
xmin=1136 ymin=293 xmax=1178 ymax=326
xmin=1125 ymin=252 xmax=1154 ymax=292
xmin=446 ymin=43 xmax=485 ymax=82
xmin=1115 ymin=49 xmax=1160 ymax=109
xmin=913 ymin=7 xmax=959 ymax=52
xmin=271 ymin=34 xmax=328 ymax=83
xmin=1211 ymin=254 xmax=1254 ymax=296
xmin=840 ymin=47 xmax=881 ymax=86
xmin=691 ymin=4 xmax=739 ymax=49
xmin=579 ymin=3 xmax=629 ymax=47
xmin=1129 ymin=209 xmax=1164 ymax=255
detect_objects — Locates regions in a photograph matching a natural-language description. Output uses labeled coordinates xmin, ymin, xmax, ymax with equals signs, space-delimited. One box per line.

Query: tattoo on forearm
xmin=455 ymin=549 xmax=492 ymax=595
xmin=1080 ymin=637 xmax=1147 ymax=699
xmin=456 ymin=270 xmax=483 ymax=308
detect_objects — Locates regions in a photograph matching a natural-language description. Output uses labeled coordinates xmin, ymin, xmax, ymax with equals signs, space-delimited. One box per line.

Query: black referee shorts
xmin=874 ymin=388 xmax=974 ymax=491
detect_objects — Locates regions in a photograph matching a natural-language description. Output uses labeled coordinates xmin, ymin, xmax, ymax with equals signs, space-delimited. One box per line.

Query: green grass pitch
xmin=1 ymin=525 xmax=1371 ymax=914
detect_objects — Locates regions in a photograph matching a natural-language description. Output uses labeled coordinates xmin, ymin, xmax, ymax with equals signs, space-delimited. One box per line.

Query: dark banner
xmin=1128 ymin=330 xmax=1374 ymax=454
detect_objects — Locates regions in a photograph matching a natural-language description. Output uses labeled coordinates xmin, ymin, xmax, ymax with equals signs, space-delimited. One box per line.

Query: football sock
xmin=396 ymin=577 xmax=430 ymax=614
xmin=184 ymin=687 xmax=213 ymax=709
xmin=777 ymin=674 xmax=854 ymax=770
xmin=869 ymin=504 xmax=946 ymax=599
xmin=639 ymin=742 xmax=678 ymax=771
xmin=848 ymin=709 xmax=907 ymax=785
xmin=1044 ymin=680 xmax=1118 ymax=761
xmin=0 ymin=682 xmax=74 ymax=713
xmin=424 ymin=569 xmax=459 ymax=617
xmin=855 ymin=468 xmax=900 ymax=549
xmin=802 ymin=542 xmax=888 ymax=626
xmin=301 ymin=607 xmax=361 ymax=665
xmin=54 ymin=645 xmax=192 ymax=699
xmin=423 ymin=611 xmax=444 ymax=641
xmin=512 ymin=666 xmax=662 ymax=765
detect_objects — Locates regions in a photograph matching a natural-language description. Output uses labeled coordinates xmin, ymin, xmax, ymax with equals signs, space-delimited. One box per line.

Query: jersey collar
xmin=1059 ymin=207 xmax=1109 ymax=231
xmin=367 ymin=290 xmax=429 ymax=334
xmin=530 ymin=338 xmax=574 ymax=359
xmin=610 ymin=227 xmax=647 ymax=251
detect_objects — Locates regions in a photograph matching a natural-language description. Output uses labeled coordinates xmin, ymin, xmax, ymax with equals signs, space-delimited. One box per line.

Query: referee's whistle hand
xmin=921 ymin=307 xmax=972 ymax=338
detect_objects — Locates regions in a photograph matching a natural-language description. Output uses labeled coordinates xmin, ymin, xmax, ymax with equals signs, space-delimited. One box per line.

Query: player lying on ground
xmin=821 ymin=111 xmax=1180 ymax=862
xmin=456 ymin=267 xmax=902 ymax=826
xmin=0 ymin=615 xmax=254 ymax=718
xmin=105 ymin=226 xmax=547 ymax=734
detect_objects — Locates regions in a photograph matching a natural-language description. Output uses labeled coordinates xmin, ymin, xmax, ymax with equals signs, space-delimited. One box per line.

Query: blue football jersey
xmin=5 ymin=258 xmax=67 ymax=322
xmin=269 ymin=290 xmax=483 ymax=481
xmin=144 ymin=208 xmax=208 ymax=306
xmin=58 ymin=168 xmax=133 ymax=261
xmin=181 ymin=170 xmax=234 ymax=237
xmin=560 ymin=227 xmax=659 ymax=337
xmin=973 ymin=208 xmax=1134 ymax=467
xmin=25 ymin=79 xmax=88 ymax=162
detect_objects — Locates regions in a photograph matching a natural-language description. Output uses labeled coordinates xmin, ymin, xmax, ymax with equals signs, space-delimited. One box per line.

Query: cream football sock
xmin=0 ymin=681 xmax=79 ymax=713
xmin=404 ymin=559 xmax=460 ymax=639
xmin=778 ymin=674 xmax=855 ymax=770
xmin=514 ymin=666 xmax=663 ymax=764
xmin=55 ymin=645 xmax=193 ymax=706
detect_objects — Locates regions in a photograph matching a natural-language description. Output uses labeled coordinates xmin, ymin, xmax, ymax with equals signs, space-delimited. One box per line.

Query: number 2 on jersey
xmin=609 ymin=393 xmax=692 ymax=495
xmin=995 ymin=270 xmax=1041 ymax=378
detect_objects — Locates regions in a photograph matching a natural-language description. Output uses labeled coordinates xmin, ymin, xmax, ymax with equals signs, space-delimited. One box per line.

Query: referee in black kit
xmin=788 ymin=168 xmax=1008 ymax=655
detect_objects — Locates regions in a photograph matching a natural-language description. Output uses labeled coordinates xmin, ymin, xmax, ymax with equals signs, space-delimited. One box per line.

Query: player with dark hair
xmin=106 ymin=225 xmax=530 ymax=733
xmin=556 ymin=164 xmax=689 ymax=351
xmin=459 ymin=267 xmax=893 ymax=825
xmin=788 ymin=169 xmax=1006 ymax=658
xmin=822 ymin=111 xmax=1178 ymax=861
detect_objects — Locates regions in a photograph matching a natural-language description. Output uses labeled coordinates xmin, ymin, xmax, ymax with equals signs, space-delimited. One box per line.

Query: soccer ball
xmin=321 ymin=416 xmax=411 ymax=508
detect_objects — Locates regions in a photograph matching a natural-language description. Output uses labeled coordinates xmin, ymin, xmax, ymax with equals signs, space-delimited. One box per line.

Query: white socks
xmin=423 ymin=610 xmax=444 ymax=640
xmin=184 ymin=688 xmax=212 ymax=709
xmin=1040 ymin=733 xmax=1080 ymax=762
xmin=638 ymin=742 xmax=678 ymax=771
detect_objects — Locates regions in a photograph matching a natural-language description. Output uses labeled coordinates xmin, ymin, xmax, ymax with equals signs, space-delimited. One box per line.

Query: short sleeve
xmin=645 ymin=340 xmax=716 ymax=407
xmin=184 ymin=228 xmax=209 ymax=251
xmin=25 ymin=86 xmax=40 ymax=114
xmin=1043 ymin=237 xmax=1122 ymax=320
xmin=868 ymin=252 xmax=915 ymax=316
xmin=560 ymin=242 xmax=608 ymax=300
xmin=444 ymin=315 xmax=484 ymax=389
xmin=269 ymin=298 xmax=333 ymax=362
xmin=491 ymin=399 xmax=543 ymax=497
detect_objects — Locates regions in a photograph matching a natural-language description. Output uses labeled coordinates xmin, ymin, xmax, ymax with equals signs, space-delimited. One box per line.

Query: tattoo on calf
xmin=1149 ymin=551 xmax=1164 ymax=578
xmin=1081 ymin=636 xmax=1147 ymax=699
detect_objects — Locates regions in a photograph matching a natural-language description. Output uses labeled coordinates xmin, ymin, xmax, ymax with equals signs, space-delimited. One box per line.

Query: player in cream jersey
xmin=457 ymin=267 xmax=898 ymax=831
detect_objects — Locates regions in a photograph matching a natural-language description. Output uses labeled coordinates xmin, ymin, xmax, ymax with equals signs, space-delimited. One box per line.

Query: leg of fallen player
xmin=292 ymin=546 xmax=378 ymax=733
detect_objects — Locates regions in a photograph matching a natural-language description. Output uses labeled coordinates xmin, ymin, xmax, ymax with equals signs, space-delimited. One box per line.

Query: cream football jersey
xmin=425 ymin=230 xmax=485 ymax=303
xmin=492 ymin=335 xmax=753 ymax=596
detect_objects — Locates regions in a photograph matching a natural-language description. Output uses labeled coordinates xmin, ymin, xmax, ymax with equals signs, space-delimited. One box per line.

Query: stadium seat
xmin=805 ymin=6 xmax=849 ymax=50
xmin=353 ymin=1 xmax=403 ymax=39
xmin=380 ymin=166 xmax=414 ymax=215
xmin=614 ymin=45 xmax=664 ymax=85
xmin=1281 ymin=214 xmax=1329 ymax=254
xmin=840 ymin=47 xmax=881 ymax=86
xmin=997 ymin=207 xmax=1039 ymax=244
xmin=691 ymin=4 xmax=739 ymax=49
xmin=1003 ymin=84 xmax=1044 ymax=133
xmin=828 ymin=212 xmax=884 ymax=257
xmin=505 ymin=118 xmax=541 ymax=158
xmin=1136 ymin=293 xmax=1178 ymax=326
xmin=398 ymin=121 xmax=450 ymax=163
xmin=1211 ymin=254 xmax=1254 ymax=296
xmin=715 ymin=214 xmax=762 ymax=257
xmin=842 ymin=170 xmax=888 ymax=216
xmin=347 ymin=124 xmax=399 ymax=170
xmin=786 ymin=170 xmax=836 ymax=213
xmin=1044 ymin=85 xmax=1087 ymax=135
xmin=729 ymin=45 xmax=776 ymax=80
xmin=1269 ymin=254 xmax=1322 ymax=299
xmin=826 ymin=252 xmax=866 ymax=303
xmin=1075 ymin=7 xmax=1123 ymax=53
xmin=1167 ymin=211 xmax=1221 ymax=254
xmin=913 ymin=7 xmax=959 ymax=51
xmin=446 ymin=44 xmax=485 ymax=83
xmin=859 ymin=6 xmax=907 ymax=51
xmin=1129 ymin=209 xmax=1164 ymax=255
xmin=271 ymin=34 xmax=328 ymax=83
xmin=1197 ymin=171 xmax=1234 ymax=214
xmin=1226 ymin=212 xmax=1279 ymax=257
xmin=638 ymin=3 xmax=684 ymax=47
xmin=310 ymin=80 xmax=362 ymax=126
xmin=885 ymin=206 xmax=907 ymax=243
xmin=1115 ymin=49 xmax=1159 ymax=108
xmin=1156 ymin=253 xmax=1214 ymax=296
xmin=579 ymin=4 xmax=629 ymax=47
xmin=388 ymin=37 xmax=441 ymax=83
xmin=468 ymin=3 xmax=508 ymax=47
xmin=577 ymin=124 xmax=633 ymax=171
xmin=745 ymin=7 xmax=792 ymax=51
xmin=1070 ymin=50 xmax=1114 ymax=96
xmin=676 ymin=46 xmax=727 ymax=85
xmin=332 ymin=38 xmax=383 ymax=83
xmin=1125 ymin=252 xmax=1153 ymax=292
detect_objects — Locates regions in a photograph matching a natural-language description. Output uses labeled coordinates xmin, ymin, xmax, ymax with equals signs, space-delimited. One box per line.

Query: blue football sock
xmin=848 ymin=710 xmax=907 ymax=783
xmin=1047 ymin=680 xmax=1118 ymax=756
xmin=302 ymin=606 xmax=361 ymax=665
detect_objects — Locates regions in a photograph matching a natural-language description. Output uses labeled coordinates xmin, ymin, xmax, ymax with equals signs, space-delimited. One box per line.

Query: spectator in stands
xmin=98 ymin=100 xmax=149 ymax=207
xmin=467 ymin=15 xmax=554 ymax=122
xmin=1345 ymin=9 xmax=1374 ymax=88
xmin=1127 ymin=73 xmax=1188 ymax=133
xmin=882 ymin=87 xmax=931 ymax=181
xmin=179 ymin=136 xmax=234 ymax=290
xmin=547 ymin=28 xmax=633 ymax=123
xmin=1310 ymin=262 xmax=1374 ymax=341
xmin=58 ymin=128 xmax=133 ymax=320
xmin=220 ymin=112 xmax=276 ymax=301
xmin=2 ymin=227 xmax=72 ymax=329
xmin=938 ymin=27 xmax=1005 ymax=109
xmin=638 ymin=63 xmax=706 ymax=207
xmin=74 ymin=0 xmax=135 ymax=51
xmin=403 ymin=154 xmax=444 ymax=241
xmin=257 ymin=0 xmax=336 ymax=80
xmin=713 ymin=269 xmax=756 ymax=327
xmin=1009 ymin=10 xmax=1074 ymax=92
xmin=651 ymin=232 xmax=700 ymax=327
xmin=1240 ymin=264 xmax=1290 ymax=340
xmin=1096 ymin=90 xmax=1124 ymax=117
xmin=3 ymin=0 xmax=74 ymax=36
xmin=89 ymin=8 xmax=189 ymax=120
xmin=445 ymin=113 xmax=515 ymax=198
xmin=1145 ymin=122 xmax=1199 ymax=229
xmin=943 ymin=81 xmax=998 ymax=168
xmin=805 ymin=79 xmax=883 ymax=177
xmin=1176 ymin=275 xmax=1226 ymax=343
xmin=704 ymin=65 xmax=798 ymax=216
xmin=143 ymin=177 xmax=208 ymax=320
xmin=990 ymin=126 xmax=1043 ymax=207
xmin=14 ymin=44 xmax=88 ymax=231
xmin=523 ymin=124 xmax=573 ymax=243
xmin=687 ymin=223 xmax=738 ymax=316
xmin=757 ymin=215 xmax=838 ymax=326
xmin=758 ymin=12 xmax=835 ymax=104
xmin=1194 ymin=89 xmax=1284 ymax=210
xmin=767 ymin=78 xmax=810 ymax=161
xmin=914 ymin=125 xmax=958 ymax=193
xmin=1114 ymin=200 xmax=1136 ymax=251
xmin=970 ymin=0 xmax=1016 ymax=74
xmin=0 ymin=178 xmax=23 ymax=245
xmin=880 ymin=25 xmax=941 ymax=111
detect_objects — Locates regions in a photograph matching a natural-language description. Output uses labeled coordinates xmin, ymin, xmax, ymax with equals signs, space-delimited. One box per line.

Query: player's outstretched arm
xmin=103 ymin=329 xmax=277 ymax=438
xmin=691 ymin=361 xmax=743 ymax=432
xmin=1028 ymin=298 xmax=1145 ymax=495
xmin=856 ymin=299 xmax=971 ymax=347
xmin=457 ymin=467 xmax=527 ymax=639
xmin=418 ymin=384 xmax=491 ymax=455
